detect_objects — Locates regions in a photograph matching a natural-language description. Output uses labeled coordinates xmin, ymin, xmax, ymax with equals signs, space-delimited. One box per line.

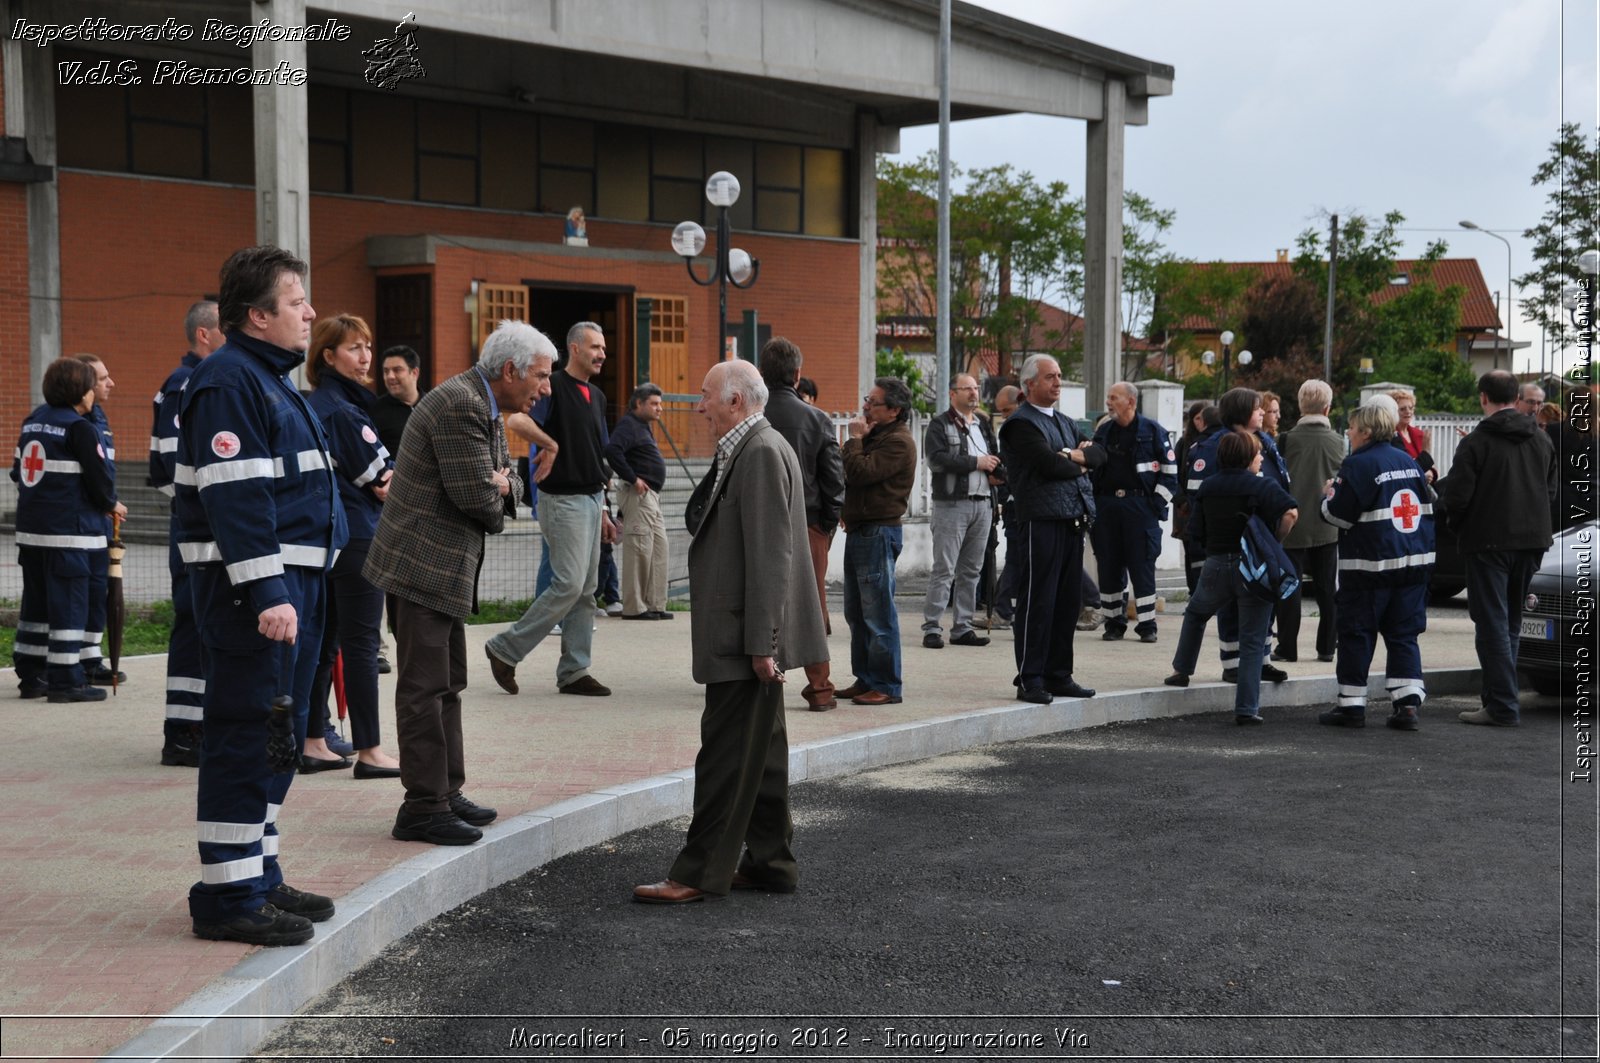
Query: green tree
xmin=1515 ymin=124 xmax=1600 ymax=361
xmin=874 ymin=346 xmax=937 ymax=414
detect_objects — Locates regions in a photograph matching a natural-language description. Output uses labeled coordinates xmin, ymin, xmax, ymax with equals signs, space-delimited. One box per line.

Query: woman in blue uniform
xmin=1164 ymin=429 xmax=1298 ymax=724
xmin=1318 ymin=396 xmax=1435 ymax=730
xmin=11 ymin=357 xmax=121 ymax=702
xmin=302 ymin=314 xmax=400 ymax=776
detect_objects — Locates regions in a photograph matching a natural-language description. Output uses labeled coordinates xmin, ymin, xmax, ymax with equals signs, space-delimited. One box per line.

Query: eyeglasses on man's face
xmin=862 ymin=396 xmax=888 ymax=408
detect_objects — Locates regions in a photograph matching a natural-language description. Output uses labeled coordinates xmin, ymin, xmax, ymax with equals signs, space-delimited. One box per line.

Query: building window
xmin=53 ymin=57 xmax=854 ymax=238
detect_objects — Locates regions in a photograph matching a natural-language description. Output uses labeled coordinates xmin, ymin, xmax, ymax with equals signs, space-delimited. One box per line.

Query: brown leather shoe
xmin=834 ymin=682 xmax=869 ymax=700
xmin=485 ymin=647 xmax=518 ymax=695
xmin=633 ymin=879 xmax=709 ymax=904
xmin=560 ymin=675 xmax=612 ymax=696
xmin=851 ymin=689 xmax=902 ymax=706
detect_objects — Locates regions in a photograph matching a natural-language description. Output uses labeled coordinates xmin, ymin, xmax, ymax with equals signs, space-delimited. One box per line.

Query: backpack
xmin=1237 ymin=513 xmax=1300 ymax=602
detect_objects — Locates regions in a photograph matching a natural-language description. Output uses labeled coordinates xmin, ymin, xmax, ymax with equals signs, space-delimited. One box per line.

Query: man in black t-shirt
xmin=488 ymin=322 xmax=619 ymax=697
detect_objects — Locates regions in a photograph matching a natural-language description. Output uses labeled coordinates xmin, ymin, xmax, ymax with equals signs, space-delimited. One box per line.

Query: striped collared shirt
xmin=710 ymin=413 xmax=766 ymax=501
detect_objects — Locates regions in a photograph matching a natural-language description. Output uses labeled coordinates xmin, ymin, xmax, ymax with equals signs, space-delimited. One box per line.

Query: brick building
xmin=2 ymin=0 xmax=1172 ymax=474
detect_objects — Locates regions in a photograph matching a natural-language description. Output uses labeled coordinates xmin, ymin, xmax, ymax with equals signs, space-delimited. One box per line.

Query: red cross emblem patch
xmin=1390 ymin=488 xmax=1422 ymax=532
xmin=211 ymin=431 xmax=242 ymax=459
xmin=19 ymin=440 xmax=46 ymax=487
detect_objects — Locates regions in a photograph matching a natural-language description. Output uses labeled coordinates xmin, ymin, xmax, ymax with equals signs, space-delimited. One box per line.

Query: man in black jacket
xmin=921 ymin=373 xmax=1000 ymax=650
xmin=1436 ymin=369 xmax=1558 ymax=726
xmin=758 ymin=338 xmax=844 ymax=710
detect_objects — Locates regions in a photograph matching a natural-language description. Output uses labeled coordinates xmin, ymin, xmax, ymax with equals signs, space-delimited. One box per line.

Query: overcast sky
xmin=896 ymin=0 xmax=1598 ymax=375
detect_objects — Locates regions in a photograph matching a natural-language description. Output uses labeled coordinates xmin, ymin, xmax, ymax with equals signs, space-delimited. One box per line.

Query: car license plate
xmin=1520 ymin=617 xmax=1554 ymax=641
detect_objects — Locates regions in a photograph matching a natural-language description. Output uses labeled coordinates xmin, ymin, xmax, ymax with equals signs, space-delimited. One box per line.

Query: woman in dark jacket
xmin=301 ymin=314 xmax=400 ymax=777
xmin=1165 ymin=429 xmax=1298 ymax=724
xmin=1172 ymin=400 xmax=1216 ymax=592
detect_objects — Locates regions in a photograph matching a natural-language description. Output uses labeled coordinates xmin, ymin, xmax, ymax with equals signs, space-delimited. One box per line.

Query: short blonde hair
xmin=1349 ymin=400 xmax=1398 ymax=441
xmin=1297 ymin=379 xmax=1332 ymax=415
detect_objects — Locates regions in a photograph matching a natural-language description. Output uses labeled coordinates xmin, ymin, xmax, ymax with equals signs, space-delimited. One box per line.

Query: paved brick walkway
xmin=0 ymin=604 xmax=1483 ymax=1060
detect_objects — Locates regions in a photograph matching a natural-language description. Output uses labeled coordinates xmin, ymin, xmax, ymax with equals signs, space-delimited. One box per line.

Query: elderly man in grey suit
xmin=634 ymin=360 xmax=828 ymax=904
xmin=365 ymin=321 xmax=555 ymax=846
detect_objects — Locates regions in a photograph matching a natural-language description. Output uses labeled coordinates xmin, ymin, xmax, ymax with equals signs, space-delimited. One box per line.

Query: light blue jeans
xmin=486 ymin=490 xmax=602 ymax=687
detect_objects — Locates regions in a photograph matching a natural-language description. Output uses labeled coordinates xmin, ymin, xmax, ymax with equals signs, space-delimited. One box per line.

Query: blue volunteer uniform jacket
xmin=1320 ymin=440 xmax=1435 ymax=586
xmin=12 ymin=404 xmax=112 ymax=550
xmin=1091 ymin=413 xmax=1179 ymax=514
xmin=86 ymin=404 xmax=116 ymax=536
xmin=306 ymin=371 xmax=392 ymax=540
xmin=174 ymin=332 xmax=347 ymax=613
xmin=149 ymin=351 xmax=201 ymax=498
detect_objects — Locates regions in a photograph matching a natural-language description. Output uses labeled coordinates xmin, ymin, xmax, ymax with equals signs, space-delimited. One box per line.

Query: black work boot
xmin=192 ymin=903 xmax=313 ymax=946
xmin=161 ymin=722 xmax=202 ymax=767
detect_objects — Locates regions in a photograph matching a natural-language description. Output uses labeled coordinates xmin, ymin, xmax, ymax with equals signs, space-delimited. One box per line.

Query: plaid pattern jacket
xmin=364 ymin=368 xmax=521 ymax=619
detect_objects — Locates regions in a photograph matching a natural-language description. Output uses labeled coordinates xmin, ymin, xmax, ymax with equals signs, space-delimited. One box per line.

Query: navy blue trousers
xmin=188 ymin=564 xmax=324 ymax=922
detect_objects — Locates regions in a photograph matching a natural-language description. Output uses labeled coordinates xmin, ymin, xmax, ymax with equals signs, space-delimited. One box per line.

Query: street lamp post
xmin=672 ymin=171 xmax=759 ymax=361
xmin=1204 ymin=330 xmax=1254 ymax=396
xmin=1459 ymin=220 xmax=1513 ymax=372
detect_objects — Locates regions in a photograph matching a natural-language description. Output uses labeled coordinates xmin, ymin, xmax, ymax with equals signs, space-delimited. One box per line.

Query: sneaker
xmin=922 ymin=632 xmax=945 ymax=649
xmin=392 ymin=808 xmax=482 ymax=845
xmin=605 ymin=601 xmax=624 ymax=616
xmin=1075 ymin=607 xmax=1101 ymax=631
xmin=447 ymin=791 xmax=498 ymax=827
xmin=48 ymin=685 xmax=107 ymax=703
xmin=1318 ymin=709 xmax=1367 ymax=728
xmin=192 ymin=903 xmax=313 ymax=946
xmin=323 ymin=725 xmax=355 ymax=758
xmin=1386 ymin=706 xmax=1420 ymax=731
xmin=269 ymin=883 xmax=335 ymax=922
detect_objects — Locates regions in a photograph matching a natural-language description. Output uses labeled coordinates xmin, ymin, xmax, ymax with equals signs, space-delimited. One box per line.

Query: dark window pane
xmin=417 ymin=100 xmax=476 ymax=154
xmin=420 ymin=154 xmax=476 ymax=204
xmin=131 ymin=122 xmax=203 ymax=179
xmin=652 ymin=133 xmax=703 ymax=179
xmin=651 ymin=178 xmax=703 ymax=225
xmin=308 ymin=86 xmax=347 ymax=139
xmin=310 ymin=142 xmax=347 ymax=193
xmin=755 ymin=188 xmax=801 ymax=233
xmin=57 ymin=84 xmax=127 ymax=171
xmin=481 ymin=109 xmax=538 ymax=211
xmin=207 ymin=86 xmax=254 ymax=185
xmin=351 ymin=92 xmax=415 ymax=200
xmin=540 ymin=168 xmax=592 ymax=215
xmin=597 ymin=125 xmax=649 ymax=221
xmin=540 ymin=116 xmax=593 ymax=167
xmin=127 ymin=80 xmax=203 ymax=122
xmin=756 ymin=141 xmax=801 ymax=189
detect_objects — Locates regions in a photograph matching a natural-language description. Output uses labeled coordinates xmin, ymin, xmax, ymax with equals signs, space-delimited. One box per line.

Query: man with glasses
xmin=921 ymin=374 xmax=1000 ymax=650
xmin=836 ymin=380 xmax=917 ymax=706
xmin=1516 ymin=382 xmax=1546 ymax=417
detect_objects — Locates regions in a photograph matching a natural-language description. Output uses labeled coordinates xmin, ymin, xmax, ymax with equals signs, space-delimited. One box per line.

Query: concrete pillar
xmin=253 ymin=0 xmax=311 ymax=283
xmin=1084 ymin=78 xmax=1126 ymax=406
xmin=8 ymin=0 xmax=61 ymax=397
xmin=858 ymin=113 xmax=888 ymax=403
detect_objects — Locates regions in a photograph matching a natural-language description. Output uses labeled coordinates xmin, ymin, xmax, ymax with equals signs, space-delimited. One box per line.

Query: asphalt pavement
xmin=256 ymin=693 xmax=1596 ymax=1062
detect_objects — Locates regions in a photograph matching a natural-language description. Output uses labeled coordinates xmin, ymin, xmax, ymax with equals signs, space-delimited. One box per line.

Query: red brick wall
xmin=27 ymin=173 xmax=861 ymax=462
xmin=0 ymin=182 xmax=31 ymax=437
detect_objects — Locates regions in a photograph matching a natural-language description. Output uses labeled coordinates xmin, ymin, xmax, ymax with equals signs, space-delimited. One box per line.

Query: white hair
xmin=480 ymin=320 xmax=556 ymax=377
xmin=1019 ymin=353 xmax=1059 ymax=387
xmin=716 ymin=359 xmax=768 ymax=411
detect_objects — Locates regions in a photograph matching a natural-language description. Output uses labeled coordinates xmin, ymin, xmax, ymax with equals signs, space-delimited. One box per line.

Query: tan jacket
xmin=687 ymin=421 xmax=827 ymax=685
xmin=364 ymin=368 xmax=520 ymax=619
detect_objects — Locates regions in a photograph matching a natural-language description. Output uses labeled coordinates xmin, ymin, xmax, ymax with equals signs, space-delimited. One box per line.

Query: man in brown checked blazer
xmin=634 ymin=360 xmax=828 ymax=904
xmin=364 ymin=321 xmax=555 ymax=846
